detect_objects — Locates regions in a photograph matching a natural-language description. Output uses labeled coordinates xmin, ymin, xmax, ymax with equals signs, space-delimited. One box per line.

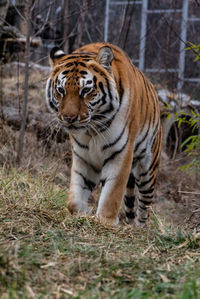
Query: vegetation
xmin=0 ymin=166 xmax=200 ymax=298
xmin=176 ymin=111 xmax=200 ymax=176
xmin=175 ymin=43 xmax=200 ymax=176
xmin=186 ymin=42 xmax=200 ymax=63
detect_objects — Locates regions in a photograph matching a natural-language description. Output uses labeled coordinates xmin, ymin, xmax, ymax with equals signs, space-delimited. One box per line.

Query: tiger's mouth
xmin=58 ymin=114 xmax=91 ymax=131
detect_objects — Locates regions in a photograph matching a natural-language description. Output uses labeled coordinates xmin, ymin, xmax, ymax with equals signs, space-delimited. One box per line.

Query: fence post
xmin=177 ymin=0 xmax=189 ymax=91
xmin=104 ymin=0 xmax=110 ymax=42
xmin=139 ymin=0 xmax=148 ymax=71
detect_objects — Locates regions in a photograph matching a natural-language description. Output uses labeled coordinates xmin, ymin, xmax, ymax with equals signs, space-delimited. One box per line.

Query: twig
xmin=17 ymin=1 xmax=31 ymax=164
xmin=178 ymin=191 xmax=200 ymax=195
xmin=187 ymin=208 xmax=200 ymax=222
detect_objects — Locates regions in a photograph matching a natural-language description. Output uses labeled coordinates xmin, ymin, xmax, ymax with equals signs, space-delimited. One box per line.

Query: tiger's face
xmin=46 ymin=46 xmax=120 ymax=134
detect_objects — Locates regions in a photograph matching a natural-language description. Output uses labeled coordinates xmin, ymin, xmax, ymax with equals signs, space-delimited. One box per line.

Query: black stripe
xmin=101 ymin=179 xmax=106 ymax=187
xmin=125 ymin=211 xmax=135 ymax=219
xmin=152 ymin=94 xmax=156 ymax=126
xmin=48 ymin=80 xmax=52 ymax=99
xmin=124 ymin=196 xmax=135 ymax=209
xmin=73 ymin=150 xmax=100 ymax=173
xmin=139 ymin=188 xmax=154 ymax=195
xmin=138 ymin=204 xmax=147 ymax=210
xmin=137 ymin=148 xmax=146 ymax=157
xmin=79 ymin=62 xmax=86 ymax=67
xmin=138 ymin=218 xmax=146 ymax=223
xmin=139 ymin=141 xmax=160 ymax=178
xmin=101 ymin=103 xmax=114 ymax=115
xmin=49 ymin=100 xmax=58 ymax=112
xmin=105 ymin=78 xmax=113 ymax=100
xmin=72 ymin=136 xmax=89 ymax=149
xmin=133 ymin=149 xmax=146 ymax=162
xmin=90 ymin=99 xmax=101 ymax=107
xmin=62 ymin=70 xmax=69 ymax=75
xmin=99 ymin=82 xmax=107 ymax=105
xmin=69 ymin=67 xmax=75 ymax=73
xmin=126 ymin=173 xmax=135 ymax=189
xmin=150 ymin=122 xmax=159 ymax=148
xmin=80 ymin=71 xmax=88 ymax=75
xmin=72 ymin=54 xmax=93 ymax=58
xmin=102 ymin=120 xmax=128 ymax=150
xmin=103 ymin=137 xmax=128 ymax=166
xmin=63 ymin=56 xmax=79 ymax=61
xmin=136 ymin=176 xmax=153 ymax=188
xmin=149 ymin=143 xmax=160 ymax=174
xmin=74 ymin=171 xmax=96 ymax=191
xmin=65 ymin=62 xmax=74 ymax=68
xmin=119 ymin=77 xmax=124 ymax=104
xmin=150 ymin=162 xmax=159 ymax=176
xmin=133 ymin=155 xmax=145 ymax=164
xmin=99 ymin=108 xmax=119 ymax=132
xmin=142 ymin=195 xmax=153 ymax=199
xmin=139 ymin=199 xmax=152 ymax=205
xmin=93 ymin=76 xmax=97 ymax=88
xmin=134 ymin=119 xmax=151 ymax=153
xmin=140 ymin=170 xmax=148 ymax=177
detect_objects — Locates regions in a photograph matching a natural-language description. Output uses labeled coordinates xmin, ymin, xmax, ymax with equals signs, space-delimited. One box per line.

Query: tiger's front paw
xmin=67 ymin=200 xmax=76 ymax=214
xmin=67 ymin=199 xmax=90 ymax=215
xmin=97 ymin=214 xmax=119 ymax=226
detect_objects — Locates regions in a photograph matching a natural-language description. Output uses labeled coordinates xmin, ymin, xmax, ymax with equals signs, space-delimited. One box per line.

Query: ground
xmin=0 ymin=68 xmax=200 ymax=298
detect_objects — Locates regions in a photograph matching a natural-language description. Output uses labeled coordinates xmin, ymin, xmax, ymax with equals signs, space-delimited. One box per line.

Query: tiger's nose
xmin=61 ymin=115 xmax=78 ymax=123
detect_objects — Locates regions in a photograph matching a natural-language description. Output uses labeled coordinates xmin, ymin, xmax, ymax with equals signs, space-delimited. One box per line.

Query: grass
xmin=0 ymin=166 xmax=200 ymax=298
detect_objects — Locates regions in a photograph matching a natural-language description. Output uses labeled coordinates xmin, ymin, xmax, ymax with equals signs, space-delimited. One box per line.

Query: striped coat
xmin=46 ymin=42 xmax=162 ymax=226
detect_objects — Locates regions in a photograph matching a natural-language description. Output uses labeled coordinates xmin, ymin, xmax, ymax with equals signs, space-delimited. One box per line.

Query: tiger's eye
xmin=58 ymin=87 xmax=64 ymax=94
xmin=82 ymin=87 xmax=91 ymax=94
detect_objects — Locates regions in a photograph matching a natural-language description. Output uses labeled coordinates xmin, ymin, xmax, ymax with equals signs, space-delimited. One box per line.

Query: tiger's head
xmin=46 ymin=46 xmax=120 ymax=134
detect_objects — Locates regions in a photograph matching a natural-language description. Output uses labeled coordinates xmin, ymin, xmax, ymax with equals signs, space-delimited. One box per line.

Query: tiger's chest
xmin=71 ymin=122 xmax=129 ymax=172
xmin=72 ymin=134 xmax=104 ymax=170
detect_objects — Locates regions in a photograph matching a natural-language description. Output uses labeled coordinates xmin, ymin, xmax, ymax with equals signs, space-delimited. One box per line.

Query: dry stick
xmin=178 ymin=191 xmax=200 ymax=195
xmin=17 ymin=1 xmax=31 ymax=164
xmin=0 ymin=61 xmax=3 ymax=117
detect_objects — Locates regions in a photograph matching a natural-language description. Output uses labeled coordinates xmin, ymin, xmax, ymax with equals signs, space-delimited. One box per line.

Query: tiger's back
xmin=46 ymin=42 xmax=162 ymax=226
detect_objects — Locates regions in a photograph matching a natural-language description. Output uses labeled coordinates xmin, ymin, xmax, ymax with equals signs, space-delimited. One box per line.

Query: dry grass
xmin=1 ymin=68 xmax=200 ymax=298
xmin=0 ymin=166 xmax=200 ymax=298
xmin=2 ymin=69 xmax=47 ymax=113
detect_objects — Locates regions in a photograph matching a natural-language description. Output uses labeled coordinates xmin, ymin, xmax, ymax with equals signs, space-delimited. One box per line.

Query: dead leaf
xmin=159 ymin=273 xmax=170 ymax=283
xmin=40 ymin=262 xmax=57 ymax=269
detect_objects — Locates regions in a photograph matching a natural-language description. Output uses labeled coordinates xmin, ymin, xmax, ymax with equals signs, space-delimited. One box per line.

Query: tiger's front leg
xmin=96 ymin=145 xmax=133 ymax=225
xmin=67 ymin=154 xmax=100 ymax=215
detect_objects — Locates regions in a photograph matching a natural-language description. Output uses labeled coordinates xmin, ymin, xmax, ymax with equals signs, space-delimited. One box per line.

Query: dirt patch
xmin=155 ymin=156 xmax=200 ymax=231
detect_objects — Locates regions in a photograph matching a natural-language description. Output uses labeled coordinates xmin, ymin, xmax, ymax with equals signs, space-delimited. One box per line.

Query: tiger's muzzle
xmin=58 ymin=112 xmax=91 ymax=129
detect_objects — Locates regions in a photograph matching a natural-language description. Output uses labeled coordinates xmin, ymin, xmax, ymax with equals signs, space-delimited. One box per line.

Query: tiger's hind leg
xmin=135 ymin=171 xmax=156 ymax=227
xmin=124 ymin=172 xmax=136 ymax=224
xmin=133 ymin=132 xmax=162 ymax=227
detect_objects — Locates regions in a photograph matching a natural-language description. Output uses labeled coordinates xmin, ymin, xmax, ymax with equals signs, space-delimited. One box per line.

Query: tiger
xmin=46 ymin=42 xmax=162 ymax=226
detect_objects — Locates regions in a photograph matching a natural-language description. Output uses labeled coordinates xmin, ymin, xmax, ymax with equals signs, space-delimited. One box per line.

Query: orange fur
xmin=47 ymin=43 xmax=162 ymax=226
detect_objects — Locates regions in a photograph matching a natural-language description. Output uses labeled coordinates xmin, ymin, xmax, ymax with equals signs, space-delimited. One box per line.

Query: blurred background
xmin=0 ymin=0 xmax=200 ymax=95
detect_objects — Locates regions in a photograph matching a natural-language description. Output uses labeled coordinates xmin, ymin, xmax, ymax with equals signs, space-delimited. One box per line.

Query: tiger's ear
xmin=96 ymin=46 xmax=114 ymax=71
xmin=49 ymin=47 xmax=65 ymax=66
